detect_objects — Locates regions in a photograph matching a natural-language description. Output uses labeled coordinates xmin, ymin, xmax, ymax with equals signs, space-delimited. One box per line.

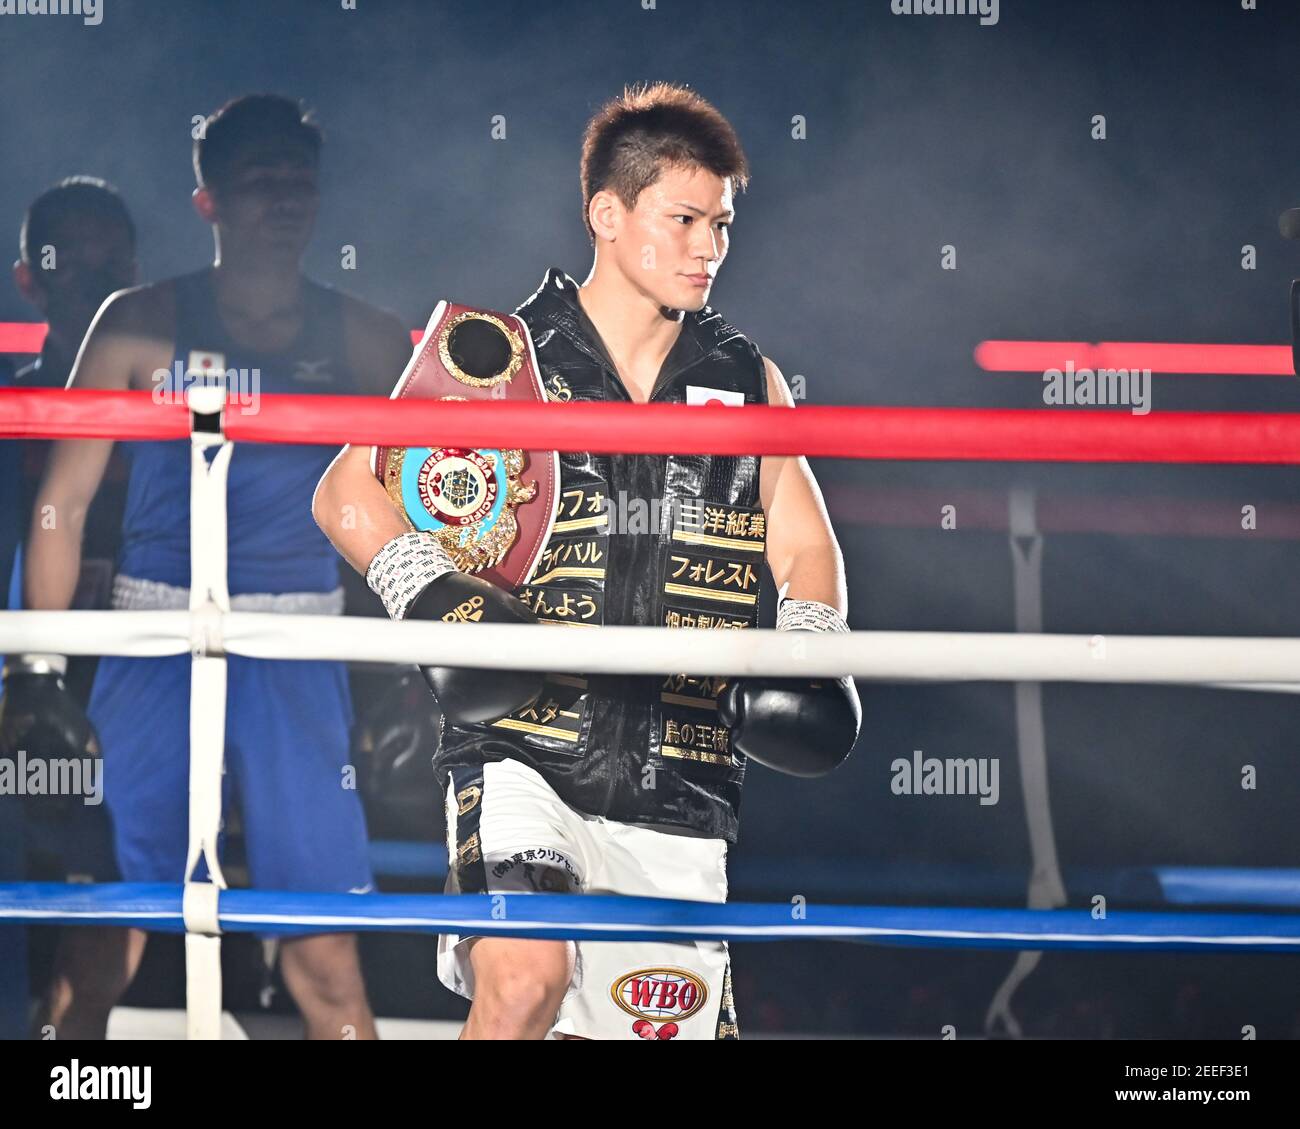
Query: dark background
xmin=3 ymin=0 xmax=1299 ymax=1037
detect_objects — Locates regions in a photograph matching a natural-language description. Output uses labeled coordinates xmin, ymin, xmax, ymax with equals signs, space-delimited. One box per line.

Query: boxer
xmin=25 ymin=96 xmax=412 ymax=1039
xmin=314 ymin=83 xmax=861 ymax=1040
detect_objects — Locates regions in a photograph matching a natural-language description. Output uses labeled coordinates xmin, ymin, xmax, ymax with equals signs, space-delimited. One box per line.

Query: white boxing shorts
xmin=437 ymin=757 xmax=738 ymax=1040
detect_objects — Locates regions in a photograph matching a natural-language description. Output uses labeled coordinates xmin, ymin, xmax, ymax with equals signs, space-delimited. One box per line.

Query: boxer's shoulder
xmin=760 ymin=355 xmax=792 ymax=407
xmin=332 ymin=286 xmax=414 ymax=396
xmin=334 ymin=286 xmax=406 ymax=342
xmin=78 ymin=281 xmax=178 ymax=390
xmin=94 ymin=277 xmax=178 ymax=338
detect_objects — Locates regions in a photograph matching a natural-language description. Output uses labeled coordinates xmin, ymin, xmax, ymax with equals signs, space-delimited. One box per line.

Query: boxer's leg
xmin=228 ymin=655 xmax=377 ymax=1039
xmin=40 ymin=654 xmax=191 ymax=1038
xmin=437 ymin=759 xmax=586 ymax=1040
xmin=461 ymin=936 xmax=577 ymax=1040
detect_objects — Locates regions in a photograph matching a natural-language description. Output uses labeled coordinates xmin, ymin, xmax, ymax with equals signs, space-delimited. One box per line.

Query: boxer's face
xmin=212 ymin=142 xmax=320 ymax=259
xmin=24 ymin=212 xmax=136 ymax=341
xmin=608 ymin=164 xmax=734 ymax=313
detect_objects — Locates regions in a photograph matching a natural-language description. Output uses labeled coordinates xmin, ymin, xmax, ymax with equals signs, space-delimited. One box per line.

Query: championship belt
xmin=372 ymin=301 xmax=559 ymax=591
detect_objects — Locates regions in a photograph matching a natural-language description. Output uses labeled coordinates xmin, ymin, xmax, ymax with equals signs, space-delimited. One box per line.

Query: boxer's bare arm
xmin=312 ymin=442 xmax=410 ymax=575
xmin=315 ymin=297 xmax=416 ymax=573
xmin=25 ymin=285 xmax=175 ymax=610
xmin=758 ymin=356 xmax=848 ymax=615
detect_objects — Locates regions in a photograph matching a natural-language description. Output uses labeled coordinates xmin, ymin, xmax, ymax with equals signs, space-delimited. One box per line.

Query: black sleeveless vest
xmin=435 ymin=268 xmax=768 ymax=843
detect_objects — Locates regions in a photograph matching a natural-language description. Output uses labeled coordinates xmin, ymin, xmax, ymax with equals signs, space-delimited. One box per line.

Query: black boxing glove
xmin=0 ymin=653 xmax=101 ymax=819
xmin=353 ymin=670 xmax=442 ymax=838
xmin=717 ymin=599 xmax=861 ymax=777
xmin=366 ymin=531 xmax=544 ymax=725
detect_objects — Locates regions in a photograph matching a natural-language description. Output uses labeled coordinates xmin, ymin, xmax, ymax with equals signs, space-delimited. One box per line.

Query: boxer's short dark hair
xmin=193 ymin=94 xmax=323 ymax=190
xmin=20 ymin=176 xmax=135 ymax=267
xmin=580 ymin=83 xmax=749 ymax=242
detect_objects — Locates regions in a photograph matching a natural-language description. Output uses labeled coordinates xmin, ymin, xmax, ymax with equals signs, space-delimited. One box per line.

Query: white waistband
xmin=111 ymin=574 xmax=346 ymax=615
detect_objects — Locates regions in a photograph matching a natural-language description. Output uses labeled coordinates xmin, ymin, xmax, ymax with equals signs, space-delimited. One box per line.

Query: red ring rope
xmin=4 ymin=388 xmax=1300 ymax=463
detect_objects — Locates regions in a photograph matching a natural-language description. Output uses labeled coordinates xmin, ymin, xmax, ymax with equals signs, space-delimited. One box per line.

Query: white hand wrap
xmin=365 ymin=531 xmax=458 ymax=621
xmin=776 ymin=598 xmax=849 ymax=634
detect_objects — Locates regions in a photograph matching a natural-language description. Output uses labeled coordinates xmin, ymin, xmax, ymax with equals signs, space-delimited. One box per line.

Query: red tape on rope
xmin=974 ymin=340 xmax=1294 ymax=376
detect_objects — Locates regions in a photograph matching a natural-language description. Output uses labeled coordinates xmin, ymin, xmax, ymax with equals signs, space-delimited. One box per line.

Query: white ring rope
xmin=3 ymin=608 xmax=1300 ymax=685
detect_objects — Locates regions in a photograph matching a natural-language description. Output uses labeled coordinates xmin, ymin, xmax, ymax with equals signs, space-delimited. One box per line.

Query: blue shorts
xmin=87 ymin=653 xmax=374 ymax=893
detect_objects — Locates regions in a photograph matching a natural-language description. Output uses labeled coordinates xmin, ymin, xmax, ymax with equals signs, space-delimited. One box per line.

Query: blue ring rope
xmin=1 ymin=883 xmax=1297 ymax=951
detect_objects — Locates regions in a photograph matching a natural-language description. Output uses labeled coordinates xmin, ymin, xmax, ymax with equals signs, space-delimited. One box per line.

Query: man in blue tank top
xmin=23 ymin=95 xmax=413 ymax=1038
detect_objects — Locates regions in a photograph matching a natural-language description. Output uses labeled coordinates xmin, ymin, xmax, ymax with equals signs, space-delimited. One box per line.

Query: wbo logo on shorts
xmin=611 ymin=967 xmax=708 ymax=1040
